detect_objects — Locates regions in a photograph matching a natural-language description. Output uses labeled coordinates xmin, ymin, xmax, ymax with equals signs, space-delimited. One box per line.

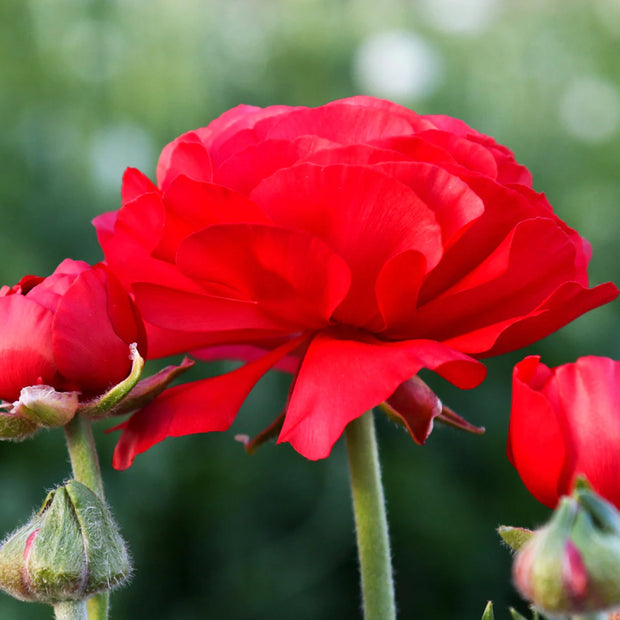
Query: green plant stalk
xmin=345 ymin=410 xmax=396 ymax=620
xmin=64 ymin=414 xmax=108 ymax=620
xmin=54 ymin=601 xmax=88 ymax=620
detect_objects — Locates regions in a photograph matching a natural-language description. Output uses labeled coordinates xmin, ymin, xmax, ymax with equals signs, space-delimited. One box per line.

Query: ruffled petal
xmin=156 ymin=131 xmax=214 ymax=191
xmin=408 ymin=218 xmax=585 ymax=344
xmin=251 ymin=163 xmax=443 ymax=327
xmin=278 ymin=329 xmax=486 ymax=460
xmin=112 ymin=334 xmax=308 ymax=469
xmin=133 ymin=283 xmax=295 ymax=336
xmin=372 ymin=162 xmax=485 ymax=249
xmin=96 ymin=190 xmax=203 ymax=295
xmin=478 ymin=280 xmax=618 ymax=357
xmin=176 ymin=223 xmax=351 ymax=328
xmin=375 ymin=250 xmax=427 ymax=334
xmin=154 ymin=176 xmax=271 ymax=262
xmin=121 ymin=167 xmax=158 ymax=204
xmin=214 ymin=136 xmax=336 ymax=194
xmin=0 ymin=295 xmax=56 ymax=401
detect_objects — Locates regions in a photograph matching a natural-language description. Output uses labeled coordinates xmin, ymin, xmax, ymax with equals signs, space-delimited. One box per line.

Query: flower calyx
xmin=0 ymin=480 xmax=131 ymax=604
xmin=0 ymin=345 xmax=194 ymax=440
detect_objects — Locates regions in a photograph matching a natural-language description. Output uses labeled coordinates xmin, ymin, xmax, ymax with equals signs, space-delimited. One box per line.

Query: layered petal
xmin=154 ymin=176 xmax=271 ymax=262
xmin=278 ymin=329 xmax=486 ymax=459
xmin=156 ymin=131 xmax=214 ymax=191
xmin=407 ymin=218 xmax=607 ymax=348
xmin=251 ymin=163 xmax=443 ymax=326
xmin=176 ymin=223 xmax=351 ymax=328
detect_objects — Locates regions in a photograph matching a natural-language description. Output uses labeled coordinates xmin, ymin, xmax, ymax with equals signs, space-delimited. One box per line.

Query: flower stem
xmin=64 ymin=414 xmax=105 ymax=500
xmin=64 ymin=415 xmax=109 ymax=620
xmin=345 ymin=410 xmax=396 ymax=620
xmin=54 ymin=601 xmax=88 ymax=620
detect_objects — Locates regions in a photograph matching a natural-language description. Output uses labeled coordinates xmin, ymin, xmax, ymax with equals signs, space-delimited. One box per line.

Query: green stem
xmin=64 ymin=415 xmax=104 ymax=500
xmin=345 ymin=410 xmax=396 ymax=620
xmin=54 ymin=601 xmax=88 ymax=620
xmin=64 ymin=415 xmax=109 ymax=620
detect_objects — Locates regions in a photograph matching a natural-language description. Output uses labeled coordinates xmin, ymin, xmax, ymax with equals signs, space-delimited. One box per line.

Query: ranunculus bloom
xmin=0 ymin=259 xmax=146 ymax=404
xmin=508 ymin=356 xmax=620 ymax=509
xmin=94 ymin=96 xmax=618 ymax=468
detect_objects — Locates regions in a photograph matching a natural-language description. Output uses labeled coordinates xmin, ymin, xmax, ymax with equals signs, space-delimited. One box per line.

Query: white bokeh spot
xmin=353 ymin=30 xmax=443 ymax=101
xmin=90 ymin=123 xmax=156 ymax=193
xmin=559 ymin=76 xmax=620 ymax=144
xmin=420 ymin=0 xmax=501 ymax=35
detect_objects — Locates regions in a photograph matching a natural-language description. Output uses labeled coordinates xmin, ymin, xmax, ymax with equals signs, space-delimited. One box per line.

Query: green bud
xmin=0 ymin=480 xmax=131 ymax=603
xmin=512 ymin=487 xmax=620 ymax=617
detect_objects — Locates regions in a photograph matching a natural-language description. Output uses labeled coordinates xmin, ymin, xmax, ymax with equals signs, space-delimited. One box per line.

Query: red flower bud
xmin=508 ymin=355 xmax=620 ymax=509
xmin=0 ymin=260 xmax=147 ymax=438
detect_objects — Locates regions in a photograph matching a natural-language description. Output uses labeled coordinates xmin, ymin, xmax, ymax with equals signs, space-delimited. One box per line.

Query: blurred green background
xmin=1 ymin=0 xmax=619 ymax=618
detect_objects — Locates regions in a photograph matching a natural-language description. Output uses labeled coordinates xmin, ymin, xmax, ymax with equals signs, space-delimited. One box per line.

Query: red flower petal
xmin=251 ymin=163 xmax=443 ymax=327
xmin=154 ymin=176 xmax=271 ymax=262
xmin=468 ymin=280 xmax=618 ymax=357
xmin=97 ymin=190 xmax=204 ymax=296
xmin=156 ymin=131 xmax=214 ymax=191
xmin=214 ymin=136 xmax=336 ymax=194
xmin=261 ymin=99 xmax=433 ymax=143
xmin=508 ymin=356 xmax=620 ymax=509
xmin=507 ymin=356 xmax=565 ymax=507
xmin=132 ymin=283 xmax=295 ymax=338
xmin=53 ymin=267 xmax=134 ymax=394
xmin=176 ymin=223 xmax=351 ymax=328
xmin=0 ymin=295 xmax=56 ymax=401
xmin=96 ymin=264 xmax=147 ymax=356
xmin=373 ymin=162 xmax=485 ymax=249
xmin=409 ymin=218 xmax=587 ymax=346
xmin=121 ymin=167 xmax=158 ymax=204
xmin=112 ymin=334 xmax=308 ymax=469
xmin=375 ymin=250 xmax=427 ymax=334
xmin=278 ymin=329 xmax=486 ymax=460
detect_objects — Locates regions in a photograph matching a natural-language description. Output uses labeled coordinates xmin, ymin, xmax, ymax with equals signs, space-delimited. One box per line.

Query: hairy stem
xmin=345 ymin=410 xmax=396 ymax=620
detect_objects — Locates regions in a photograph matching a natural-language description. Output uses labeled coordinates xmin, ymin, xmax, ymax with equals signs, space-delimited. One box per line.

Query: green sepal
xmin=498 ymin=525 xmax=534 ymax=552
xmin=481 ymin=601 xmax=495 ymax=619
xmin=102 ymin=356 xmax=194 ymax=417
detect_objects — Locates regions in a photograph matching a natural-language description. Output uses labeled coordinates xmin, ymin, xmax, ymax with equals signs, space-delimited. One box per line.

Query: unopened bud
xmin=512 ymin=484 xmax=620 ymax=616
xmin=0 ymin=480 xmax=131 ymax=603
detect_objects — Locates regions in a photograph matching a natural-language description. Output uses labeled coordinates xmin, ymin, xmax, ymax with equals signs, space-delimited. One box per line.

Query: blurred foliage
xmin=0 ymin=0 xmax=618 ymax=618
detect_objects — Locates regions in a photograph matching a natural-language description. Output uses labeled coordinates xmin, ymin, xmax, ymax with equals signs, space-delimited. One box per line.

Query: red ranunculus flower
xmin=508 ymin=355 xmax=620 ymax=509
xmin=93 ymin=96 xmax=618 ymax=469
xmin=0 ymin=259 xmax=146 ymax=403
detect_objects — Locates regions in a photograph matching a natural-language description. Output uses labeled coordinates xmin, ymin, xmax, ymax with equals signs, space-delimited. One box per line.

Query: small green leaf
xmin=481 ymin=601 xmax=495 ymax=620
